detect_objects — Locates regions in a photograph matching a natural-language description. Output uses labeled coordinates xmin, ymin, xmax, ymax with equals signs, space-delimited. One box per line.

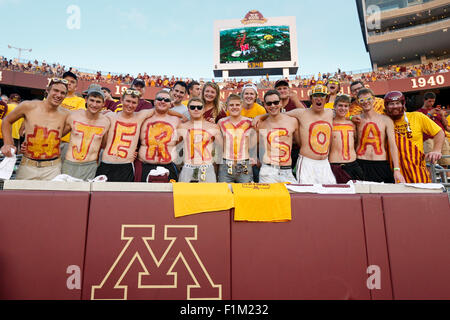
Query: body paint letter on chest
xmin=333 ymin=124 xmax=354 ymax=161
xmin=107 ymin=121 xmax=137 ymax=158
xmin=72 ymin=121 xmax=105 ymax=161
xmin=267 ymin=128 xmax=291 ymax=162
xmin=309 ymin=121 xmax=332 ymax=156
xmin=145 ymin=121 xmax=175 ymax=162
xmin=221 ymin=120 xmax=251 ymax=159
xmin=26 ymin=126 xmax=61 ymax=159
xmin=189 ymin=129 xmax=213 ymax=161
xmin=357 ymin=122 xmax=383 ymax=156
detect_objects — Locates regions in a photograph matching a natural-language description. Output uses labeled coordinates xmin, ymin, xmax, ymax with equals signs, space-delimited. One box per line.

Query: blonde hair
xmin=201 ymin=82 xmax=223 ymax=119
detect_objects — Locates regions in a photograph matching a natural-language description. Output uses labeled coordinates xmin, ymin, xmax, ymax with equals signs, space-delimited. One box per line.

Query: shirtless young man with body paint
xmin=177 ymin=97 xmax=223 ymax=183
xmin=354 ymin=88 xmax=406 ymax=184
xmin=62 ymin=85 xmax=110 ymax=181
xmin=257 ymin=90 xmax=299 ymax=184
xmin=329 ymin=94 xmax=365 ymax=183
xmin=137 ymin=90 xmax=180 ymax=182
xmin=1 ymin=78 xmax=70 ymax=180
xmin=217 ymin=94 xmax=257 ymax=183
xmin=96 ymin=89 xmax=155 ymax=182
xmin=284 ymin=85 xmax=336 ymax=184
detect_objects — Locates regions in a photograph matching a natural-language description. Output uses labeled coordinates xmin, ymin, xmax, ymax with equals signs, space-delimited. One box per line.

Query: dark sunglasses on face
xmin=189 ymin=104 xmax=203 ymax=110
xmin=156 ymin=97 xmax=171 ymax=103
xmin=265 ymin=100 xmax=281 ymax=107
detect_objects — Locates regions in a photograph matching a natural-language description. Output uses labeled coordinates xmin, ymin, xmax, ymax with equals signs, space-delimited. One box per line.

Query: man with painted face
xmin=62 ymin=85 xmax=110 ymax=181
xmin=1 ymin=78 xmax=70 ymax=180
xmin=384 ymin=91 xmax=444 ymax=183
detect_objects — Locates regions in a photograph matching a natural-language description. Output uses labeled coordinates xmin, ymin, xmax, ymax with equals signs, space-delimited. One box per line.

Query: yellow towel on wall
xmin=173 ymin=183 xmax=234 ymax=218
xmin=232 ymin=183 xmax=292 ymax=222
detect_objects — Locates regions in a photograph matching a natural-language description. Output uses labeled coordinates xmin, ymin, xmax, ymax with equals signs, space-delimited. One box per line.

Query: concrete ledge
xmin=3 ymin=180 xmax=91 ymax=192
xmin=369 ymin=184 xmax=444 ymax=194
xmin=90 ymin=182 xmax=173 ymax=192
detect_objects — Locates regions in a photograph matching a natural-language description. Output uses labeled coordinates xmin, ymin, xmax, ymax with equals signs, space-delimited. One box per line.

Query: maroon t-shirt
xmin=283 ymin=98 xmax=297 ymax=112
xmin=418 ymin=107 xmax=445 ymax=141
xmin=203 ymin=108 xmax=227 ymax=123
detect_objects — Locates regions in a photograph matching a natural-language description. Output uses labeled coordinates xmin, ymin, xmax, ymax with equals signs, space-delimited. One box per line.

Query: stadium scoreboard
xmin=213 ymin=10 xmax=299 ymax=78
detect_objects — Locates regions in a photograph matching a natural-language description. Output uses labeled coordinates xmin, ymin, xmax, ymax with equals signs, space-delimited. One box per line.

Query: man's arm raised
xmin=0 ymin=101 xmax=30 ymax=157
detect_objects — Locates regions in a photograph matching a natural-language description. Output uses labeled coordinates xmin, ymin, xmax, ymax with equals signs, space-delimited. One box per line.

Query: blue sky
xmin=0 ymin=0 xmax=372 ymax=80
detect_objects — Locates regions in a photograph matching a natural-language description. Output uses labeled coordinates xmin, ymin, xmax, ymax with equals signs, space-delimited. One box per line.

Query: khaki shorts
xmin=62 ymin=159 xmax=98 ymax=181
xmin=16 ymin=157 xmax=62 ymax=181
xmin=424 ymin=138 xmax=450 ymax=166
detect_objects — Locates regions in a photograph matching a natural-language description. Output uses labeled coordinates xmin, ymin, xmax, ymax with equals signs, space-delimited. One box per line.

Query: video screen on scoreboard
xmin=219 ymin=25 xmax=292 ymax=64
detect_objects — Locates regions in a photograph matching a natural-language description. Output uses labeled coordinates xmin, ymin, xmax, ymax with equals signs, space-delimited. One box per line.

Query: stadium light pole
xmin=7 ymin=44 xmax=32 ymax=62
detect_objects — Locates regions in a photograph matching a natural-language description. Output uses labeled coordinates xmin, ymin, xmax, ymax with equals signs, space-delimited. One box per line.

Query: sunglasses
xmin=328 ymin=80 xmax=340 ymax=85
xmin=358 ymin=96 xmax=373 ymax=104
xmin=156 ymin=97 xmax=171 ymax=103
xmin=265 ymin=100 xmax=281 ymax=107
xmin=189 ymin=104 xmax=203 ymax=110
xmin=50 ymin=78 xmax=69 ymax=85
xmin=124 ymin=89 xmax=141 ymax=97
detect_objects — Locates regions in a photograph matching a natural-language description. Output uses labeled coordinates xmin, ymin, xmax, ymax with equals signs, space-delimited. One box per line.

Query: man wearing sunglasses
xmin=96 ymin=89 xmax=156 ymax=182
xmin=256 ymin=90 xmax=298 ymax=184
xmin=348 ymin=80 xmax=385 ymax=117
xmin=177 ymin=97 xmax=223 ymax=183
xmin=1 ymin=79 xmax=70 ymax=180
xmin=355 ymin=88 xmax=405 ymax=184
xmin=137 ymin=90 xmax=181 ymax=182
xmin=61 ymin=85 xmax=110 ymax=181
xmin=217 ymin=94 xmax=257 ymax=183
xmin=324 ymin=78 xmax=341 ymax=109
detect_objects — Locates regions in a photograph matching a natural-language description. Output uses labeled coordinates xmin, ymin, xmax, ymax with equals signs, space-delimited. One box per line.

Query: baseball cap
xmin=62 ymin=71 xmax=78 ymax=81
xmin=274 ymin=79 xmax=289 ymax=88
xmin=132 ymin=78 xmax=146 ymax=87
xmin=83 ymin=84 xmax=105 ymax=100
xmin=241 ymin=83 xmax=258 ymax=95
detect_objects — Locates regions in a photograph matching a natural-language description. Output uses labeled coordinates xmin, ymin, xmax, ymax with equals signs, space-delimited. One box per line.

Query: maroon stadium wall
xmin=0 ymin=188 xmax=449 ymax=300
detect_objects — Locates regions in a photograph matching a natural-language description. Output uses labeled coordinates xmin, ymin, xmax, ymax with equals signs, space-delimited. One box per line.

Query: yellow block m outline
xmin=91 ymin=225 xmax=222 ymax=300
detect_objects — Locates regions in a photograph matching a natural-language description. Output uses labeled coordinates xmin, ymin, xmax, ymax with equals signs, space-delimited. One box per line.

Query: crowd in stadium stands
xmin=0 ymin=66 xmax=449 ymax=185
xmin=1 ymin=54 xmax=449 ymax=89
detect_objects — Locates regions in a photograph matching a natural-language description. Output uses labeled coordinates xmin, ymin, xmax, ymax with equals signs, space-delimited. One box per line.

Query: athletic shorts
xmin=141 ymin=162 xmax=178 ymax=182
xmin=95 ymin=162 xmax=134 ymax=182
xmin=62 ymin=159 xmax=98 ymax=181
xmin=178 ymin=164 xmax=216 ymax=183
xmin=218 ymin=159 xmax=253 ymax=183
xmin=330 ymin=161 xmax=365 ymax=184
xmin=259 ymin=163 xmax=297 ymax=184
xmin=357 ymin=159 xmax=394 ymax=183
xmin=16 ymin=157 xmax=61 ymax=181
xmin=296 ymin=155 xmax=337 ymax=184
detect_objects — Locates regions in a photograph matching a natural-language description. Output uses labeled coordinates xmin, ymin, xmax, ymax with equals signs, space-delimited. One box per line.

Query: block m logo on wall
xmin=91 ymin=225 xmax=222 ymax=300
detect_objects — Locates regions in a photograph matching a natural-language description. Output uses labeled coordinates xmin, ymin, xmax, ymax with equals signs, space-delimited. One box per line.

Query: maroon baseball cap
xmin=274 ymin=79 xmax=289 ymax=88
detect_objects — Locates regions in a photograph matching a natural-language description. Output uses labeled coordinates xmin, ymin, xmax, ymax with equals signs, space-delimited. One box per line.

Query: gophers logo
xmin=241 ymin=10 xmax=267 ymax=25
xmin=91 ymin=225 xmax=222 ymax=300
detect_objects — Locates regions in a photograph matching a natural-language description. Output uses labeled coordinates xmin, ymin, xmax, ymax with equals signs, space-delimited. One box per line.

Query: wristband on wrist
xmin=393 ymin=167 xmax=401 ymax=171
xmin=349 ymin=115 xmax=353 ymax=121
